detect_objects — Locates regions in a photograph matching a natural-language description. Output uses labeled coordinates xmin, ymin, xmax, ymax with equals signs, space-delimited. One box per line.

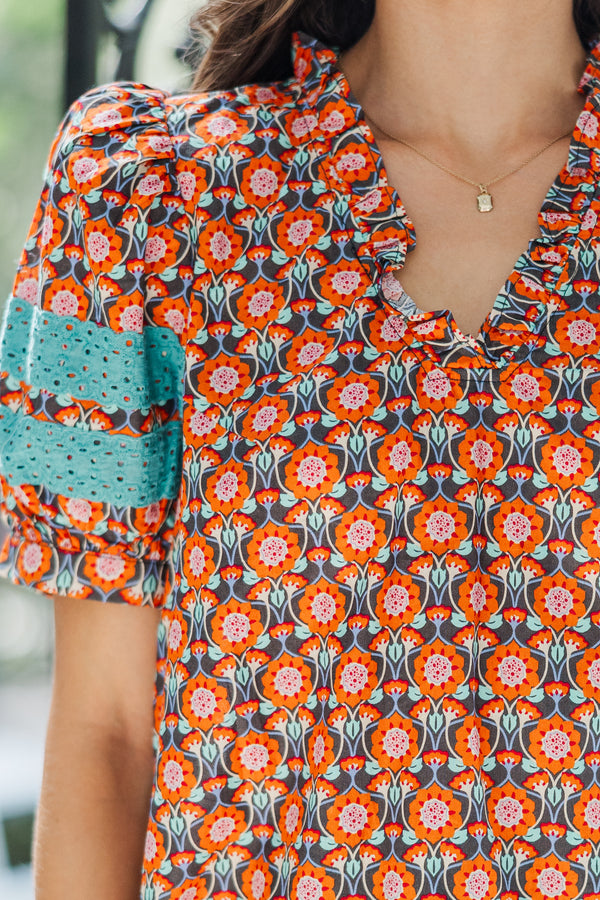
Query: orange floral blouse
xmin=3 ymin=29 xmax=600 ymax=900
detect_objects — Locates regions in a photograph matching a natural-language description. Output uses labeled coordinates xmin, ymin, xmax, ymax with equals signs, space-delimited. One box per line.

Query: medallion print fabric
xmin=7 ymin=29 xmax=600 ymax=900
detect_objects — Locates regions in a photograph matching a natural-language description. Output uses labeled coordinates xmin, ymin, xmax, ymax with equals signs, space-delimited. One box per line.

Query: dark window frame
xmin=65 ymin=0 xmax=159 ymax=108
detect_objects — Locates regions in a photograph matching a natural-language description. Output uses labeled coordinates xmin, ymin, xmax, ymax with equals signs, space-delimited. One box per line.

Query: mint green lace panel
xmin=0 ymin=298 xmax=184 ymax=506
xmin=0 ymin=409 xmax=180 ymax=505
xmin=1 ymin=297 xmax=184 ymax=409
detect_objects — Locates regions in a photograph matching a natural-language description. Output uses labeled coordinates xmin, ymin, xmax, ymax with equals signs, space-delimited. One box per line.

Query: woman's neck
xmin=341 ymin=0 xmax=587 ymax=167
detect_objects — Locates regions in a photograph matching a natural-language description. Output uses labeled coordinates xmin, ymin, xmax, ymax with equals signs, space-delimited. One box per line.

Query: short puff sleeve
xmin=0 ymin=84 xmax=191 ymax=606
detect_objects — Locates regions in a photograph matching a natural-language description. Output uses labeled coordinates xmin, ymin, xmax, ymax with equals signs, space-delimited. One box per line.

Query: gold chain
xmin=363 ymin=113 xmax=572 ymax=212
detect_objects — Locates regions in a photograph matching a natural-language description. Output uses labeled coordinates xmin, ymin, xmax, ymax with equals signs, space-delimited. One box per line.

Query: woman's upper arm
xmin=52 ymin=595 xmax=161 ymax=748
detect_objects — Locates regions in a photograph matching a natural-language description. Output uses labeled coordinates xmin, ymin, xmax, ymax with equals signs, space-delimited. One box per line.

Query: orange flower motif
xmin=275 ymin=210 xmax=325 ymax=256
xmin=241 ymin=858 xmax=273 ymax=900
xmin=182 ymin=534 xmax=215 ymax=589
xmin=319 ymin=260 xmax=372 ymax=307
xmin=326 ymin=140 xmax=377 ymax=183
xmin=15 ymin=540 xmax=54 ymax=585
xmin=376 ymin=428 xmax=423 ymax=484
xmin=374 ymin=572 xmax=421 ymax=628
xmin=492 ymin=499 xmax=544 ymax=557
xmin=172 ymin=877 xmax=208 ymax=900
xmin=285 ymin=328 xmax=336 ymax=373
xmin=528 ymin=714 xmax=581 ymax=774
xmin=278 ymin=791 xmax=304 ymax=844
xmin=454 ymin=717 xmax=491 ymax=769
xmin=39 ymin=203 xmax=69 ymax=254
xmin=413 ymin=638 xmax=466 ymax=700
xmin=539 ymin=434 xmax=594 ymax=488
xmin=84 ymin=219 xmax=123 ymax=272
xmin=412 ymin=499 xmax=469 ymax=554
xmin=13 ymin=266 xmax=39 ymax=304
xmin=262 ymin=653 xmax=312 ymax=709
xmin=197 ymin=218 xmax=244 ymax=274
xmin=58 ymin=495 xmax=106 ymax=532
xmin=205 ymin=461 xmax=250 ymax=514
xmin=408 ymin=785 xmax=463 ymax=842
xmin=452 ymin=855 xmax=498 ymax=900
xmin=290 ymin=865 xmax=336 ymax=900
xmin=533 ymin=574 xmax=587 ymax=629
xmin=555 ymin=310 xmax=600 ymax=357
xmin=457 ymin=427 xmax=504 ymax=481
xmin=240 ymin=156 xmax=286 ymax=208
xmin=181 ymin=675 xmax=229 ymax=730
xmin=176 ymin=160 xmax=209 ymax=211
xmin=368 ymin=308 xmax=409 ymax=352
xmin=371 ymin=714 xmax=419 ymax=771
xmin=106 ymin=293 xmax=144 ymax=332
xmin=236 ymin=277 xmax=286 ymax=330
xmin=307 ymin=722 xmax=336 ymax=776
xmin=297 ymin=578 xmax=346 ymax=635
xmin=229 ymin=731 xmax=282 ymax=782
xmin=246 ymin=522 xmax=301 ymax=577
xmin=240 ymin=395 xmax=291 ymax=442
xmin=317 ymin=99 xmax=357 ymax=136
xmin=284 ymin=442 xmax=341 ymax=500
xmin=152 ymin=295 xmax=188 ymax=336
xmin=10 ymin=483 xmax=41 ymax=518
xmin=211 ymin=599 xmax=263 ymax=654
xmin=195 ymin=352 xmax=252 ymax=407
xmin=325 ymin=787 xmax=379 ymax=847
xmin=82 ymin=551 xmax=137 ymax=591
xmin=334 ymin=648 xmax=378 ymax=707
xmin=523 ymin=855 xmax=578 ymax=900
xmin=372 ymin=859 xmax=416 ymax=900
xmin=498 ymin=362 xmax=553 ymax=412
xmin=183 ymin=402 xmax=224 ymax=448
xmin=143 ymin=820 xmax=167 ymax=872
xmin=486 ymin=786 xmax=536 ymax=839
xmin=198 ymin=805 xmax=247 ymax=852
xmin=157 ymin=747 xmax=196 ymax=803
xmin=576 ymin=647 xmax=600 ymax=700
xmin=484 ymin=641 xmax=539 ymax=700
xmin=457 ymin=571 xmax=499 ymax=623
xmin=164 ymin=608 xmax=189 ymax=660
xmin=42 ymin=275 xmax=89 ymax=320
xmin=132 ymin=499 xmax=168 ymax=535
xmin=573 ymin=785 xmax=600 ymax=841
xmin=326 ymin=373 xmax=381 ymax=422
xmin=334 ymin=505 xmax=388 ymax=564
xmin=415 ymin=364 xmax=463 ymax=412
xmin=66 ymin=147 xmax=108 ymax=192
xmin=195 ymin=108 xmax=249 ymax=145
xmin=580 ymin=509 xmax=600 ymax=557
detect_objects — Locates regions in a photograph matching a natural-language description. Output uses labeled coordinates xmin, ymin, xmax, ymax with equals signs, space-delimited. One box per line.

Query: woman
xmin=1 ymin=0 xmax=600 ymax=896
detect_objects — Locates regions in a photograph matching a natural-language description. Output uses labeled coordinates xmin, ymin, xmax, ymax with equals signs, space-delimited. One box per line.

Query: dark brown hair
xmin=191 ymin=0 xmax=600 ymax=92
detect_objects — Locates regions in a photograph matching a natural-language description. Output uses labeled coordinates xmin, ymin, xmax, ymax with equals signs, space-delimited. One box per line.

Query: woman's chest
xmin=375 ymin=136 xmax=575 ymax=336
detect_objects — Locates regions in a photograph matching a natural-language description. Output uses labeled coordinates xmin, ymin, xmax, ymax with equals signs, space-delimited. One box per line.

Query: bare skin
xmin=34 ymin=599 xmax=160 ymax=899
xmin=340 ymin=0 xmax=587 ymax=336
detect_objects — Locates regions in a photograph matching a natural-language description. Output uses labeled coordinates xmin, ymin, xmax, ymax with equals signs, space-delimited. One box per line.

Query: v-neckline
xmin=311 ymin=37 xmax=600 ymax=364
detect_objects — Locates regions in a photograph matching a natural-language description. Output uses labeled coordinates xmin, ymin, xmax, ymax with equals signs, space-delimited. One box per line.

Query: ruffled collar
xmin=288 ymin=31 xmax=600 ymax=369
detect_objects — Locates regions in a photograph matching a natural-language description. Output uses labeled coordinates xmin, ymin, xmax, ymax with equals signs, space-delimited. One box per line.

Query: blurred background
xmin=0 ymin=1 xmax=200 ymax=895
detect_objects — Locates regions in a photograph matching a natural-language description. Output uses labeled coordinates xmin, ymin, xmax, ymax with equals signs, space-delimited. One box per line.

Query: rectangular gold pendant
xmin=477 ymin=189 xmax=493 ymax=213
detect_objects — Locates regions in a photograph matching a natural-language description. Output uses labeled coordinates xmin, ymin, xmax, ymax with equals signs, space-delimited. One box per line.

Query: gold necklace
xmin=364 ymin=115 xmax=572 ymax=213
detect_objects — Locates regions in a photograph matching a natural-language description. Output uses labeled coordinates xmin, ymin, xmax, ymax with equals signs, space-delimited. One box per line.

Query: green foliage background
xmin=0 ymin=0 xmax=64 ymax=303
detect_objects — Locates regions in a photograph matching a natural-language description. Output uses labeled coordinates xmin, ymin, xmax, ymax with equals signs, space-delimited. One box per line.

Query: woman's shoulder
xmin=53 ymin=82 xmax=174 ymax=162
xmin=57 ymin=75 xmax=302 ymax=154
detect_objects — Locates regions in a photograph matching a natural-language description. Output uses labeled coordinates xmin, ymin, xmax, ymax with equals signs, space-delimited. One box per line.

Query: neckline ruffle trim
xmin=289 ymin=31 xmax=600 ymax=371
